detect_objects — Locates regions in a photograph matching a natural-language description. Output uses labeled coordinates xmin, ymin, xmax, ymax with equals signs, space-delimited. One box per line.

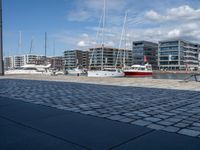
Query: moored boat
xmin=88 ymin=68 xmax=124 ymax=77
xmin=5 ymin=64 xmax=51 ymax=75
xmin=123 ymin=64 xmax=153 ymax=76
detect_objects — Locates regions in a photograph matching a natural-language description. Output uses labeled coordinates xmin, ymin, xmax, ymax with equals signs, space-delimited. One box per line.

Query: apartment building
xmin=89 ymin=46 xmax=132 ymax=69
xmin=64 ymin=50 xmax=89 ymax=70
xmin=158 ymin=39 xmax=200 ymax=70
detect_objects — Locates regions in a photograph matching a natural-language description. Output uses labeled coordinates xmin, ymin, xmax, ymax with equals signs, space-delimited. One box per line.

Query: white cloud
xmin=67 ymin=10 xmax=91 ymax=22
xmin=82 ymin=33 xmax=89 ymax=37
xmin=63 ymin=3 xmax=200 ymax=50
xmin=66 ymin=0 xmax=127 ymax=22
xmin=145 ymin=5 xmax=200 ymax=22
xmin=145 ymin=10 xmax=164 ymax=21
xmin=77 ymin=41 xmax=88 ymax=47
xmin=167 ymin=29 xmax=181 ymax=38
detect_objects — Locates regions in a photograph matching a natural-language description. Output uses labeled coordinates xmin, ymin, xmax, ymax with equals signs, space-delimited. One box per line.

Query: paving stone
xmin=174 ymin=123 xmax=189 ymax=128
xmin=107 ymin=115 xmax=124 ymax=121
xmin=178 ymin=129 xmax=200 ymax=137
xmin=147 ymin=124 xmax=165 ymax=130
xmin=188 ymin=126 xmax=200 ymax=132
xmin=158 ymin=121 xmax=174 ymax=126
xmin=131 ymin=120 xmax=152 ymax=126
xmin=155 ymin=114 xmax=169 ymax=119
xmin=193 ymin=122 xmax=200 ymax=127
xmin=144 ymin=117 xmax=161 ymax=122
xmin=97 ymin=113 xmax=111 ymax=118
xmin=162 ymin=126 xmax=180 ymax=132
xmin=119 ymin=118 xmax=134 ymax=123
xmin=166 ymin=118 xmax=182 ymax=123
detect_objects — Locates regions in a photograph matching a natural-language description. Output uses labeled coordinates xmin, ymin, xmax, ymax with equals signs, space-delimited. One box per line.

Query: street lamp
xmin=0 ymin=0 xmax=4 ymax=75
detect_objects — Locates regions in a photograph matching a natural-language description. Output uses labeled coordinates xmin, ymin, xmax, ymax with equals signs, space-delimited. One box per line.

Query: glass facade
xmin=132 ymin=41 xmax=158 ymax=70
xmin=158 ymin=40 xmax=200 ymax=70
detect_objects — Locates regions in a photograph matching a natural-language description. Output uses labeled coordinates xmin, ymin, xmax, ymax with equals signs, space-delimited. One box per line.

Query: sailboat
xmin=87 ymin=0 xmax=124 ymax=77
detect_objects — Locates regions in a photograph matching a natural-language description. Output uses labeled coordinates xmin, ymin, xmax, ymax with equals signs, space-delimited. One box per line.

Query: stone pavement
xmin=1 ymin=96 xmax=200 ymax=150
xmin=0 ymin=78 xmax=200 ymax=139
xmin=3 ymin=74 xmax=200 ymax=91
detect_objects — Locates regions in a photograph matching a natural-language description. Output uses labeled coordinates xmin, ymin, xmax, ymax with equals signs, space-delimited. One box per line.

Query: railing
xmin=183 ymin=74 xmax=200 ymax=82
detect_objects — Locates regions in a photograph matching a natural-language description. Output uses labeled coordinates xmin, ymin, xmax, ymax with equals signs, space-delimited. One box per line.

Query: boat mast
xmin=123 ymin=12 xmax=128 ymax=68
xmin=53 ymin=39 xmax=55 ymax=69
xmin=0 ymin=0 xmax=3 ymax=75
xmin=29 ymin=37 xmax=34 ymax=54
xmin=115 ymin=11 xmax=128 ymax=68
xmin=18 ymin=31 xmax=22 ymax=55
xmin=89 ymin=15 xmax=103 ymax=70
xmin=101 ymin=0 xmax=106 ymax=70
xmin=45 ymin=32 xmax=47 ymax=58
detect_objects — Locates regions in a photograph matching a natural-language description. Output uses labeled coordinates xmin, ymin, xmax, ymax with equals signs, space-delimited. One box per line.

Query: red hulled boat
xmin=123 ymin=64 xmax=153 ymax=76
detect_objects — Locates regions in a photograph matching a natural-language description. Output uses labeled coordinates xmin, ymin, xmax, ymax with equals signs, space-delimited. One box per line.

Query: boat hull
xmin=88 ymin=70 xmax=124 ymax=77
xmin=5 ymin=70 xmax=50 ymax=75
xmin=124 ymin=71 xmax=152 ymax=76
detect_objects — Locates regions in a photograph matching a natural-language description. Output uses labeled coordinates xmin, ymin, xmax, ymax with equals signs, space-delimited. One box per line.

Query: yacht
xmin=5 ymin=64 xmax=51 ymax=75
xmin=67 ymin=67 xmax=85 ymax=75
xmin=88 ymin=68 xmax=124 ymax=77
xmin=123 ymin=64 xmax=153 ymax=76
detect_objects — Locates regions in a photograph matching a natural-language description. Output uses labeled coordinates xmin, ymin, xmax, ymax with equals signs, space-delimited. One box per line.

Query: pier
xmin=0 ymin=75 xmax=200 ymax=149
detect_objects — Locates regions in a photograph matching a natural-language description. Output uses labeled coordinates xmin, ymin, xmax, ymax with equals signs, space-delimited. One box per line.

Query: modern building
xmin=24 ymin=54 xmax=38 ymax=64
xmin=49 ymin=56 xmax=64 ymax=71
xmin=132 ymin=41 xmax=158 ymax=70
xmin=13 ymin=55 xmax=25 ymax=68
xmin=4 ymin=56 xmax=13 ymax=70
xmin=158 ymin=39 xmax=200 ymax=71
xmin=89 ymin=46 xmax=132 ymax=69
xmin=7 ymin=54 xmax=47 ymax=68
xmin=64 ymin=50 xmax=89 ymax=70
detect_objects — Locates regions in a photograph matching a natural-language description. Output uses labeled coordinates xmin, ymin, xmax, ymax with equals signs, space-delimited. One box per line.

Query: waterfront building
xmin=158 ymin=39 xmax=200 ymax=71
xmin=132 ymin=41 xmax=158 ymax=70
xmin=50 ymin=56 xmax=64 ymax=70
xmin=24 ymin=54 xmax=38 ymax=64
xmin=4 ymin=56 xmax=14 ymax=70
xmin=89 ymin=46 xmax=132 ymax=69
xmin=5 ymin=54 xmax=47 ymax=69
xmin=64 ymin=50 xmax=89 ymax=70
xmin=13 ymin=55 xmax=25 ymax=68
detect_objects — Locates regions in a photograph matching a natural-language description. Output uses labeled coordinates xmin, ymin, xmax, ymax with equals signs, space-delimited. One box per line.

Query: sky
xmin=3 ymin=0 xmax=200 ymax=56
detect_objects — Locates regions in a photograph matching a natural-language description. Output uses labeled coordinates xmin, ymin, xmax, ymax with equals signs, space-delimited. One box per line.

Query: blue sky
xmin=3 ymin=0 xmax=200 ymax=56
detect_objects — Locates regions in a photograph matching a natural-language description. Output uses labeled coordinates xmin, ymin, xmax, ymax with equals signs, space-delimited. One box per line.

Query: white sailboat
xmin=88 ymin=0 xmax=124 ymax=77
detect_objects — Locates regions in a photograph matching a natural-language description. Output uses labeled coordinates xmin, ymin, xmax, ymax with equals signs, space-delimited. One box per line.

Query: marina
xmin=2 ymin=0 xmax=200 ymax=149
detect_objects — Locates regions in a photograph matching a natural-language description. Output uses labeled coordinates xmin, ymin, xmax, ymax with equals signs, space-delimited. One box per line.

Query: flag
xmin=144 ymin=55 xmax=148 ymax=63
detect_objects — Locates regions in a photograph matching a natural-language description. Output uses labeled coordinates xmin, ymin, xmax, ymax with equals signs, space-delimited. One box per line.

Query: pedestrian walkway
xmin=0 ymin=96 xmax=200 ymax=150
xmin=1 ymin=79 xmax=200 ymax=139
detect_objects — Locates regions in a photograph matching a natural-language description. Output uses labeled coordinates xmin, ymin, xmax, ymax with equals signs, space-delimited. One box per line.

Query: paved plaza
xmin=0 ymin=77 xmax=200 ymax=139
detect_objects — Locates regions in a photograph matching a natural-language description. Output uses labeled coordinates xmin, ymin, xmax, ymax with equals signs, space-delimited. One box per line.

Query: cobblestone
xmin=0 ymin=78 xmax=200 ymax=138
xmin=147 ymin=124 xmax=165 ymax=130
xmin=162 ymin=126 xmax=180 ymax=132
xmin=179 ymin=129 xmax=200 ymax=137
xmin=144 ymin=117 xmax=161 ymax=122
xmin=131 ymin=120 xmax=152 ymax=126
xmin=174 ymin=123 xmax=190 ymax=128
